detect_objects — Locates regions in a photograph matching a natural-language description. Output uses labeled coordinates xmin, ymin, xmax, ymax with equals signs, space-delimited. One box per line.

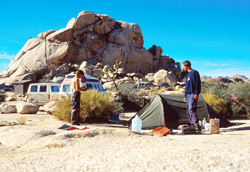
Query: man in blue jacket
xmin=183 ymin=60 xmax=201 ymax=132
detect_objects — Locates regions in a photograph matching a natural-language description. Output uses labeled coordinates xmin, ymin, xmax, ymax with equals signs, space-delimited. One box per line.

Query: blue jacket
xmin=185 ymin=70 xmax=201 ymax=97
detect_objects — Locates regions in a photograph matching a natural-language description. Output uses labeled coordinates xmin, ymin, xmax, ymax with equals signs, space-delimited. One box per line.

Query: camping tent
xmin=128 ymin=94 xmax=231 ymax=129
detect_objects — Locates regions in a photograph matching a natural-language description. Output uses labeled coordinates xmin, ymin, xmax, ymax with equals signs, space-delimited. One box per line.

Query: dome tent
xmin=128 ymin=94 xmax=231 ymax=129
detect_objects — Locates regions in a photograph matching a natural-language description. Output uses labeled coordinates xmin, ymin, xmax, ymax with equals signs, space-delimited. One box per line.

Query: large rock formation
xmin=0 ymin=11 xmax=180 ymax=84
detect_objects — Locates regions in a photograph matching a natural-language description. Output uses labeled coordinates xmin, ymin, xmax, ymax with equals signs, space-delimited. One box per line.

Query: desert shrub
xmin=80 ymin=90 xmax=115 ymax=122
xmin=201 ymin=93 xmax=229 ymax=117
xmin=176 ymin=70 xmax=188 ymax=81
xmin=201 ymin=83 xmax=249 ymax=119
xmin=232 ymin=83 xmax=250 ymax=118
xmin=113 ymin=101 xmax=124 ymax=113
xmin=118 ymin=83 xmax=145 ymax=110
xmin=53 ymin=96 xmax=72 ymax=122
xmin=53 ymin=90 xmax=117 ymax=122
xmin=17 ymin=116 xmax=27 ymax=125
xmin=201 ymin=83 xmax=231 ymax=104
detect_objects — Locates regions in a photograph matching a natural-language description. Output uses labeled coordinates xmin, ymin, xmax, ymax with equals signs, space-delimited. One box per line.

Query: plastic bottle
xmin=131 ymin=115 xmax=142 ymax=131
xmin=202 ymin=118 xmax=206 ymax=129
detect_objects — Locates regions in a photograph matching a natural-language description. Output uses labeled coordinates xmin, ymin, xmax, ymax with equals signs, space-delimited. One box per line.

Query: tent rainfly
xmin=128 ymin=94 xmax=232 ymax=129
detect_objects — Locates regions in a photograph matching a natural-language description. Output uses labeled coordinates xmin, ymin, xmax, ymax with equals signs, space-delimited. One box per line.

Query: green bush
xmin=53 ymin=96 xmax=72 ymax=122
xmin=118 ymin=83 xmax=145 ymax=108
xmin=201 ymin=82 xmax=249 ymax=119
xmin=201 ymin=93 xmax=229 ymax=117
xmin=201 ymin=83 xmax=231 ymax=104
xmin=53 ymin=90 xmax=119 ymax=122
xmin=232 ymin=83 xmax=250 ymax=118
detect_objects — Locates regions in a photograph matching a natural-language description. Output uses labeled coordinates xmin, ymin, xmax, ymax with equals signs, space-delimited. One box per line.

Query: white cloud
xmin=204 ymin=62 xmax=228 ymax=67
xmin=0 ymin=52 xmax=15 ymax=60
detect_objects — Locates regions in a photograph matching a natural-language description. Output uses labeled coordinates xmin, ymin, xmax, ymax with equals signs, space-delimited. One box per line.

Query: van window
xmin=51 ymin=86 xmax=59 ymax=92
xmin=86 ymin=84 xmax=93 ymax=89
xmin=98 ymin=85 xmax=102 ymax=91
xmin=99 ymin=86 xmax=104 ymax=91
xmin=63 ymin=85 xmax=70 ymax=92
xmin=93 ymin=85 xmax=98 ymax=90
xmin=40 ymin=85 xmax=47 ymax=92
xmin=66 ymin=75 xmax=75 ymax=79
xmin=30 ymin=85 xmax=38 ymax=92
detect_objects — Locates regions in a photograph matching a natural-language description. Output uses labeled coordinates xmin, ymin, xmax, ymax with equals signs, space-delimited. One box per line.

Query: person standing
xmin=183 ymin=60 xmax=201 ymax=131
xmin=71 ymin=70 xmax=87 ymax=125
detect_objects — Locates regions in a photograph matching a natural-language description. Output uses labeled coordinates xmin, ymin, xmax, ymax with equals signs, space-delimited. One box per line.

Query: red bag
xmin=152 ymin=127 xmax=171 ymax=136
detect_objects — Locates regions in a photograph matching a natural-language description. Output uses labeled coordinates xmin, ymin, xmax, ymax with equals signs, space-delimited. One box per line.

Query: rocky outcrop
xmin=16 ymin=102 xmax=39 ymax=114
xmin=0 ymin=11 xmax=180 ymax=84
xmin=42 ymin=101 xmax=57 ymax=115
xmin=231 ymin=74 xmax=248 ymax=81
xmin=0 ymin=104 xmax=17 ymax=114
xmin=154 ymin=69 xmax=177 ymax=86
xmin=145 ymin=73 xmax=155 ymax=82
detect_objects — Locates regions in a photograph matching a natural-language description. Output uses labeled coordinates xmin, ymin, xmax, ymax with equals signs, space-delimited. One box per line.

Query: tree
xmin=101 ymin=60 xmax=122 ymax=91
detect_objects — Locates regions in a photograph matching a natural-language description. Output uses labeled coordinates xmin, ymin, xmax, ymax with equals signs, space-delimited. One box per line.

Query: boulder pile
xmin=0 ymin=11 xmax=180 ymax=85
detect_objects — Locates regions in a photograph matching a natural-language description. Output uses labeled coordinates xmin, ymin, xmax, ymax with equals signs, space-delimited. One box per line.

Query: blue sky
xmin=0 ymin=0 xmax=250 ymax=78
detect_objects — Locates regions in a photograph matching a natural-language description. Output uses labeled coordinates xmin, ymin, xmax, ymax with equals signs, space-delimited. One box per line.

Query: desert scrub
xmin=201 ymin=92 xmax=229 ymax=117
xmin=118 ymin=83 xmax=145 ymax=108
xmin=232 ymin=83 xmax=250 ymax=118
xmin=201 ymin=83 xmax=231 ymax=104
xmin=17 ymin=116 xmax=27 ymax=125
xmin=53 ymin=90 xmax=117 ymax=122
xmin=53 ymin=95 xmax=72 ymax=122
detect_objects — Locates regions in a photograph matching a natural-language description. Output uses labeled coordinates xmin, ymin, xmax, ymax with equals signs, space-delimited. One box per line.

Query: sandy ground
xmin=0 ymin=110 xmax=250 ymax=172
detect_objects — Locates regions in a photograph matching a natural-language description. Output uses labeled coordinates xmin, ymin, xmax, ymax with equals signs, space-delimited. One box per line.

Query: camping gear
xmin=205 ymin=123 xmax=210 ymax=131
xmin=110 ymin=112 xmax=120 ymax=122
xmin=80 ymin=127 xmax=89 ymax=130
xmin=177 ymin=124 xmax=188 ymax=130
xmin=58 ymin=124 xmax=71 ymax=130
xmin=182 ymin=126 xmax=199 ymax=134
xmin=58 ymin=124 xmax=89 ymax=130
xmin=202 ymin=118 xmax=206 ymax=129
xmin=128 ymin=94 xmax=231 ymax=130
xmin=131 ymin=115 xmax=142 ymax=131
xmin=199 ymin=120 xmax=202 ymax=127
xmin=152 ymin=127 xmax=171 ymax=136
xmin=209 ymin=119 xmax=220 ymax=134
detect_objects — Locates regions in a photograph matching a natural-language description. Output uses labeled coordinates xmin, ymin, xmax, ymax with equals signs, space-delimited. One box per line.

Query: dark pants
xmin=186 ymin=94 xmax=199 ymax=127
xmin=71 ymin=91 xmax=81 ymax=123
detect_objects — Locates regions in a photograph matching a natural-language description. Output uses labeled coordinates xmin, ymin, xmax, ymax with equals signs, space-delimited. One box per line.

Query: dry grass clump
xmin=53 ymin=96 xmax=72 ymax=122
xmin=17 ymin=116 xmax=27 ymax=125
xmin=53 ymin=90 xmax=116 ymax=123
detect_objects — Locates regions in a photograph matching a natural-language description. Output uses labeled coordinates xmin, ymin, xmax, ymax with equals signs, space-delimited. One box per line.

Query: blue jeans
xmin=186 ymin=94 xmax=199 ymax=127
xmin=71 ymin=91 xmax=81 ymax=123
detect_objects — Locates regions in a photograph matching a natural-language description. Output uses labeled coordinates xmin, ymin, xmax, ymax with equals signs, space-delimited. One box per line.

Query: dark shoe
xmin=71 ymin=122 xmax=80 ymax=126
xmin=58 ymin=124 xmax=71 ymax=129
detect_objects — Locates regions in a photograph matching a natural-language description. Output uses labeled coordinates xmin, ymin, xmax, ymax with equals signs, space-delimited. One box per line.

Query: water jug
xmin=131 ymin=115 xmax=142 ymax=131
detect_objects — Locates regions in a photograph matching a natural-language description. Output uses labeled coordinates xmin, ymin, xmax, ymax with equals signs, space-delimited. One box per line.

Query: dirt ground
xmin=0 ymin=109 xmax=250 ymax=172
